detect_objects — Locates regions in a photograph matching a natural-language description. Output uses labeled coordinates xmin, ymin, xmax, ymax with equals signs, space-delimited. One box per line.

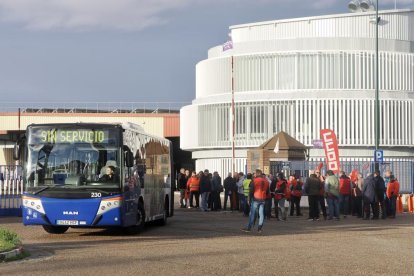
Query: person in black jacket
xmin=305 ymin=173 xmax=321 ymax=221
xmin=362 ymin=173 xmax=377 ymax=219
xmin=223 ymin=173 xmax=235 ymax=210
xmin=211 ymin=171 xmax=222 ymax=211
xmin=374 ymin=170 xmax=386 ymax=219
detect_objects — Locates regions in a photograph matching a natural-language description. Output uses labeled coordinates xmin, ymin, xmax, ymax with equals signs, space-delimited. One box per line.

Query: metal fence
xmin=0 ymin=165 xmax=23 ymax=216
xmin=270 ymin=160 xmax=414 ymax=194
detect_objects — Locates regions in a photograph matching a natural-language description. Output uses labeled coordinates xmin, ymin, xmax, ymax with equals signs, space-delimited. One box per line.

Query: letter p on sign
xmin=375 ymin=150 xmax=384 ymax=162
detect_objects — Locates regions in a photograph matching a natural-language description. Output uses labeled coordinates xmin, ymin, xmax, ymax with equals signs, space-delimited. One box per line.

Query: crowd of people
xmin=177 ymin=169 xmax=223 ymax=212
xmin=304 ymin=169 xmax=399 ymax=222
xmin=176 ymin=167 xmax=400 ymax=233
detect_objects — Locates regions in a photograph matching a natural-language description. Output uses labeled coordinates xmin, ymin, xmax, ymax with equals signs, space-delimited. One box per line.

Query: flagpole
xmin=231 ymin=56 xmax=235 ymax=175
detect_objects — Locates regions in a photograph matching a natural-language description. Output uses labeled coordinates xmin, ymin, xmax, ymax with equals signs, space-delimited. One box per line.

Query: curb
xmin=0 ymin=246 xmax=24 ymax=262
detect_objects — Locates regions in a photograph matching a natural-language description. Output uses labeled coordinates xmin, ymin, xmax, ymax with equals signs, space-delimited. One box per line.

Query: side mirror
xmin=13 ymin=141 xmax=21 ymax=160
xmin=125 ymin=151 xmax=134 ymax=168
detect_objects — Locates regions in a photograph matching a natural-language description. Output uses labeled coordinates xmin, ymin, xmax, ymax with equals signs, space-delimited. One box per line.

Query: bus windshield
xmin=25 ymin=127 xmax=121 ymax=191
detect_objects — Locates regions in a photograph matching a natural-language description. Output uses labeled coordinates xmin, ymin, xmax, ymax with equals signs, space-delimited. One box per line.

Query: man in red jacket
xmin=274 ymin=173 xmax=288 ymax=221
xmin=339 ymin=171 xmax=352 ymax=218
xmin=289 ymin=175 xmax=303 ymax=216
xmin=386 ymin=175 xmax=400 ymax=218
xmin=241 ymin=169 xmax=269 ymax=233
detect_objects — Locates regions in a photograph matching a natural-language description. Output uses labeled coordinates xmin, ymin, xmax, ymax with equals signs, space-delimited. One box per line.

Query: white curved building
xmin=181 ymin=9 xmax=414 ymax=175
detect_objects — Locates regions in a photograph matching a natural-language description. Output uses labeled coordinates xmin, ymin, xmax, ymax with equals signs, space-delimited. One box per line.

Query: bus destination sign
xmin=29 ymin=129 xmax=110 ymax=144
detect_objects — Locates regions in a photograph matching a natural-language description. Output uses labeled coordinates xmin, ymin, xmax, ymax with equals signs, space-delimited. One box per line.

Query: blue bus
xmin=14 ymin=122 xmax=174 ymax=234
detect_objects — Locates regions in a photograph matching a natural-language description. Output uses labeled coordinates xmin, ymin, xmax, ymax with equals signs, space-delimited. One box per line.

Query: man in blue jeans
xmin=236 ymin=172 xmax=246 ymax=213
xmin=241 ymin=169 xmax=269 ymax=233
xmin=199 ymin=169 xmax=211 ymax=211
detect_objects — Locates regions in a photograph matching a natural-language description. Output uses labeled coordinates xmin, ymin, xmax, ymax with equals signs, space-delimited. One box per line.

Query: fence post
xmin=412 ymin=161 xmax=414 ymax=194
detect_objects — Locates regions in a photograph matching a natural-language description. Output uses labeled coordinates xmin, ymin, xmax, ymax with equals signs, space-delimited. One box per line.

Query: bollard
xmin=408 ymin=194 xmax=414 ymax=214
xmin=396 ymin=194 xmax=403 ymax=214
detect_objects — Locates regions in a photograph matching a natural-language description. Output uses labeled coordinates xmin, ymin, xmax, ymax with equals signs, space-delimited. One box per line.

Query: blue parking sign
xmin=375 ymin=150 xmax=384 ymax=162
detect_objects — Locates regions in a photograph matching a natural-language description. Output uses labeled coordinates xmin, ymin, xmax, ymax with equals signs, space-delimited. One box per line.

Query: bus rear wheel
xmin=156 ymin=198 xmax=169 ymax=226
xmin=42 ymin=225 xmax=69 ymax=234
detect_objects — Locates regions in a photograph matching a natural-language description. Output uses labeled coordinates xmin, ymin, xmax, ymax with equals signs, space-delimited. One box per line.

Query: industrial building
xmin=0 ymin=106 xmax=192 ymax=171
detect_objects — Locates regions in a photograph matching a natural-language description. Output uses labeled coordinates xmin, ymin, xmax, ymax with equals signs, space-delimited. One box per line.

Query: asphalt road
xmin=1 ymin=198 xmax=414 ymax=276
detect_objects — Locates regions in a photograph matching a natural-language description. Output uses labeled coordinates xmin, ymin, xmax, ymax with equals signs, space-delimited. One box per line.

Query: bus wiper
xmin=79 ymin=187 xmax=110 ymax=193
xmin=33 ymin=186 xmax=53 ymax=195
xmin=78 ymin=187 xmax=120 ymax=194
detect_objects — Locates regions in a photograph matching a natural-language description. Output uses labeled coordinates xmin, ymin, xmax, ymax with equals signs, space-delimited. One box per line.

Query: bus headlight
xmin=96 ymin=197 xmax=122 ymax=216
xmin=22 ymin=196 xmax=45 ymax=214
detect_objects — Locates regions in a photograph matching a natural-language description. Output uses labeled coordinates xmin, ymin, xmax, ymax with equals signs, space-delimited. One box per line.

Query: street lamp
xmin=348 ymin=0 xmax=380 ymax=170
xmin=348 ymin=0 xmax=361 ymax=12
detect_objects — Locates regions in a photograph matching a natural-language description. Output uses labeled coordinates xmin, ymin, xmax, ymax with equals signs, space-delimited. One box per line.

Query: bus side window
xmin=134 ymin=150 xmax=145 ymax=188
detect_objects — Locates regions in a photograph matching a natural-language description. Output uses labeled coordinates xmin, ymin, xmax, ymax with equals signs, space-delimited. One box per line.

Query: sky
xmin=0 ymin=0 xmax=413 ymax=110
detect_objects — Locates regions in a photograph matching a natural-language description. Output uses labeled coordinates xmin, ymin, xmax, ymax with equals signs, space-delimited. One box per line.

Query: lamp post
xmin=231 ymin=56 xmax=235 ymax=175
xmin=348 ymin=0 xmax=380 ymax=170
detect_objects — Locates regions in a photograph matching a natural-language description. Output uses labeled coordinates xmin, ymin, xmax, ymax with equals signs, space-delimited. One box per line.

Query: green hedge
xmin=0 ymin=228 xmax=20 ymax=253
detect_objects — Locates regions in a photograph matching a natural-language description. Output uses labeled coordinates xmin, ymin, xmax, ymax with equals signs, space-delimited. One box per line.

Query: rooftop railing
xmin=0 ymin=102 xmax=189 ymax=114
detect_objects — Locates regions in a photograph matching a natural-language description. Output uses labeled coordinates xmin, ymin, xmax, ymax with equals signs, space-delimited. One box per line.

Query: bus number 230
xmin=91 ymin=192 xmax=102 ymax=198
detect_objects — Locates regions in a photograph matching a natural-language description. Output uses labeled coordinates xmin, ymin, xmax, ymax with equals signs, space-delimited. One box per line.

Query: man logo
xmin=63 ymin=211 xmax=79 ymax=215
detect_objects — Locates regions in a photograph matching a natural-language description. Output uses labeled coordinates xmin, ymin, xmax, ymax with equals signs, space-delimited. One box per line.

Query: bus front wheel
xmin=125 ymin=202 xmax=145 ymax=235
xmin=136 ymin=202 xmax=146 ymax=231
xmin=42 ymin=225 xmax=69 ymax=234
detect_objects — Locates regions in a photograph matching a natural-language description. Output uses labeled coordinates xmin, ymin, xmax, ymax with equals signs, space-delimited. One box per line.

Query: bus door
xmin=122 ymin=149 xmax=140 ymax=226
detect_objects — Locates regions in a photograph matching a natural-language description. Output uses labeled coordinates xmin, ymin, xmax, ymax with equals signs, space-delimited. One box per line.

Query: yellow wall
xmin=0 ymin=148 xmax=13 ymax=165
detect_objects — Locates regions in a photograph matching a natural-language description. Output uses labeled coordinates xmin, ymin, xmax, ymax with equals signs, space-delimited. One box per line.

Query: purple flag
xmin=222 ymin=40 xmax=233 ymax=51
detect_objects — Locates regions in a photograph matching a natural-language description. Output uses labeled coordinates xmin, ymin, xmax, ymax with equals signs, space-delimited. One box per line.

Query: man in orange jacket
xmin=187 ymin=171 xmax=200 ymax=208
xmin=386 ymin=175 xmax=400 ymax=218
